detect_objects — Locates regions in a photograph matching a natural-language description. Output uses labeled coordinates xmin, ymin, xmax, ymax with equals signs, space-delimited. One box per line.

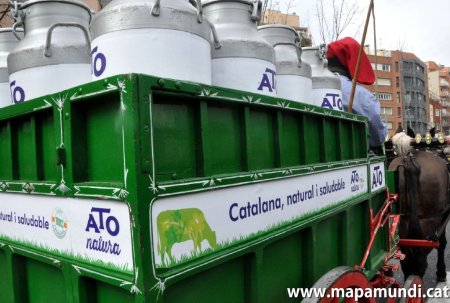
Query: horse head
xmin=391 ymin=132 xmax=413 ymax=156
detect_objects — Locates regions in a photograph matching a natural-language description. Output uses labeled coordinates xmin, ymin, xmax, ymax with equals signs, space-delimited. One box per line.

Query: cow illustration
xmin=157 ymin=208 xmax=217 ymax=263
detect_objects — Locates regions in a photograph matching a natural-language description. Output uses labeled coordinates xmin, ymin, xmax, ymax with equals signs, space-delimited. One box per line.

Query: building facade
xmin=426 ymin=61 xmax=450 ymax=134
xmin=262 ymin=9 xmax=312 ymax=46
xmin=365 ymin=49 xmax=428 ymax=136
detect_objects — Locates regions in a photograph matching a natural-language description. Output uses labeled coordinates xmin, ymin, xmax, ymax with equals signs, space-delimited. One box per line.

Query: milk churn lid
xmin=258 ymin=24 xmax=298 ymax=33
xmin=14 ymin=0 xmax=92 ymax=22
xmin=91 ymin=0 xmax=212 ymax=41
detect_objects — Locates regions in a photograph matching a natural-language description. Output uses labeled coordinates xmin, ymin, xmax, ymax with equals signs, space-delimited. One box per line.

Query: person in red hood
xmin=327 ymin=37 xmax=387 ymax=152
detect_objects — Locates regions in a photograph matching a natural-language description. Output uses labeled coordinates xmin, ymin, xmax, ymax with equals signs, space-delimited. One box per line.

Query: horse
xmin=389 ymin=131 xmax=450 ymax=282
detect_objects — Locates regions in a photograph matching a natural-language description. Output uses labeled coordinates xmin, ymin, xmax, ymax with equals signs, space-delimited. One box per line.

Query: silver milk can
xmin=0 ymin=28 xmax=22 ymax=107
xmin=202 ymin=0 xmax=277 ymax=96
xmin=90 ymin=0 xmax=218 ymax=84
xmin=8 ymin=0 xmax=92 ymax=103
xmin=302 ymin=46 xmax=343 ymax=111
xmin=258 ymin=24 xmax=312 ymax=103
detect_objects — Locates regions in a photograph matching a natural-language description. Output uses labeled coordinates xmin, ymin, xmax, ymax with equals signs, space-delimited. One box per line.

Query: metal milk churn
xmin=0 ymin=28 xmax=22 ymax=107
xmin=302 ymin=46 xmax=343 ymax=111
xmin=202 ymin=0 xmax=277 ymax=96
xmin=8 ymin=0 xmax=92 ymax=103
xmin=258 ymin=24 xmax=312 ymax=103
xmin=90 ymin=0 xmax=217 ymax=84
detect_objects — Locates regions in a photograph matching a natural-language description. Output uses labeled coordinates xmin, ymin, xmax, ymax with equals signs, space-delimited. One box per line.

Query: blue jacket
xmin=339 ymin=75 xmax=387 ymax=148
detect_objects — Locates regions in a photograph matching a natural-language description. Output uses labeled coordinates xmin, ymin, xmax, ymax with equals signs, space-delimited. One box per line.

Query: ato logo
xmin=91 ymin=46 xmax=107 ymax=77
xmin=372 ymin=165 xmax=384 ymax=189
xmin=85 ymin=207 xmax=120 ymax=237
xmin=10 ymin=81 xmax=25 ymax=104
xmin=351 ymin=170 xmax=359 ymax=184
xmin=321 ymin=93 xmax=343 ymax=110
xmin=51 ymin=208 xmax=68 ymax=239
xmin=350 ymin=170 xmax=364 ymax=192
xmin=257 ymin=68 xmax=276 ymax=92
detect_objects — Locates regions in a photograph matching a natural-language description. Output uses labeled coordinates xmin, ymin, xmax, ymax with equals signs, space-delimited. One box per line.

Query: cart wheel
xmin=301 ymin=266 xmax=376 ymax=303
xmin=398 ymin=275 xmax=424 ymax=303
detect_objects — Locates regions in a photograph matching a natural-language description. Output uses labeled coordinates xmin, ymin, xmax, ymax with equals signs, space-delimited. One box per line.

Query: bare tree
xmin=315 ymin=0 xmax=362 ymax=44
xmin=262 ymin=0 xmax=297 ymax=25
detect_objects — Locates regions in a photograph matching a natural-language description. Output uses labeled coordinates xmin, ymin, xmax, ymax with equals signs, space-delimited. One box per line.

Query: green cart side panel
xmin=35 ymin=110 xmax=57 ymax=181
xmin=164 ymin=257 xmax=247 ymax=302
xmin=260 ymin=233 xmax=303 ymax=303
xmin=0 ymin=74 xmax=388 ymax=303
xmin=0 ymin=121 xmax=12 ymax=179
xmin=14 ymin=255 xmax=67 ymax=303
xmin=153 ymin=98 xmax=199 ymax=181
xmin=0 ymin=249 xmax=10 ymax=301
xmin=279 ymin=112 xmax=302 ymax=167
xmin=71 ymin=93 xmax=123 ymax=183
xmin=247 ymin=108 xmax=276 ymax=171
xmin=207 ymin=103 xmax=243 ymax=175
xmin=80 ymin=277 xmax=135 ymax=303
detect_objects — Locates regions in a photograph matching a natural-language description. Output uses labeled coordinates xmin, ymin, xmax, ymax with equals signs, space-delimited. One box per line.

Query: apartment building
xmin=426 ymin=61 xmax=450 ymax=134
xmin=365 ymin=49 xmax=428 ymax=136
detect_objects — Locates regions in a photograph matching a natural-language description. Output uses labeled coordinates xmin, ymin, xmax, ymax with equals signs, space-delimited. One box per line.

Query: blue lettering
xmin=321 ymin=93 xmax=343 ymax=110
xmin=85 ymin=214 xmax=100 ymax=233
xmin=10 ymin=81 xmax=25 ymax=104
xmin=229 ymin=203 xmax=238 ymax=222
xmin=257 ymin=68 xmax=276 ymax=92
xmin=91 ymin=46 xmax=107 ymax=77
xmin=351 ymin=171 xmax=359 ymax=184
xmin=372 ymin=166 xmax=383 ymax=189
xmin=258 ymin=74 xmax=273 ymax=92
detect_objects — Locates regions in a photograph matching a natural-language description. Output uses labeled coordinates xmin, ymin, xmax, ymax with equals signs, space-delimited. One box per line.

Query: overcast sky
xmin=288 ymin=0 xmax=450 ymax=66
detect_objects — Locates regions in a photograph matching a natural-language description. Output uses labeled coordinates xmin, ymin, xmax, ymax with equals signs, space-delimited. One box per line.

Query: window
xmin=417 ymin=79 xmax=424 ymax=88
xmin=435 ymin=109 xmax=440 ymax=117
xmin=397 ymin=92 xmax=400 ymax=103
xmin=396 ymin=77 xmax=400 ymax=88
xmin=386 ymin=122 xmax=393 ymax=130
xmin=416 ymin=64 xmax=424 ymax=73
xmin=403 ymin=62 xmax=413 ymax=72
xmin=376 ymin=78 xmax=391 ymax=86
xmin=381 ymin=107 xmax=393 ymax=115
xmin=398 ymin=107 xmax=401 ymax=117
xmin=377 ymin=93 xmax=392 ymax=100
xmin=371 ymin=63 xmax=391 ymax=72
xmin=395 ymin=62 xmax=399 ymax=72
xmin=404 ymin=94 xmax=411 ymax=103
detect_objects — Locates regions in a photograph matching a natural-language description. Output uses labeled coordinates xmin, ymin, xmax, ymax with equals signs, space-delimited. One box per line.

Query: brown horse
xmin=389 ymin=132 xmax=450 ymax=281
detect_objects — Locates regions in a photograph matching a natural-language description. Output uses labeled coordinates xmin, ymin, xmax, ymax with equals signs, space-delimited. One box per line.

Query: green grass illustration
xmin=0 ymin=236 xmax=133 ymax=274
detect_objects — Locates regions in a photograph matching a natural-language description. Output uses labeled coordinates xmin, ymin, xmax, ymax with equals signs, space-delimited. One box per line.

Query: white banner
xmin=151 ymin=166 xmax=368 ymax=268
xmin=0 ymin=194 xmax=133 ymax=273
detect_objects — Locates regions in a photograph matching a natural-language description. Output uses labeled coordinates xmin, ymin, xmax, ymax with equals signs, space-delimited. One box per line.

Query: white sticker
xmin=370 ymin=162 xmax=386 ymax=192
xmin=0 ymin=194 xmax=134 ymax=274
